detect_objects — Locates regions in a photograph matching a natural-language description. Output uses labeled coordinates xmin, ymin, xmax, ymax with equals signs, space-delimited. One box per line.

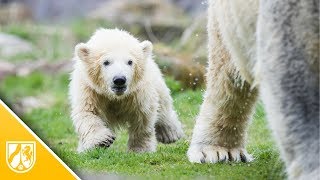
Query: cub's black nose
xmin=113 ymin=76 xmax=126 ymax=86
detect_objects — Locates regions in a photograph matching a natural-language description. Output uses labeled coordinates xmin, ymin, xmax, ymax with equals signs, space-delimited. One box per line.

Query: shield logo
xmin=6 ymin=141 xmax=36 ymax=173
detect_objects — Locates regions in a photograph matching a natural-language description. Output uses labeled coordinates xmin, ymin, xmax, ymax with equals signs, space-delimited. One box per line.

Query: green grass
xmin=0 ymin=72 xmax=286 ymax=179
xmin=0 ymin=21 xmax=285 ymax=179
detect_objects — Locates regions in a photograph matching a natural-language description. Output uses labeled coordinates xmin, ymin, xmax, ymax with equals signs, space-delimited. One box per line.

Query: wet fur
xmin=188 ymin=0 xmax=319 ymax=179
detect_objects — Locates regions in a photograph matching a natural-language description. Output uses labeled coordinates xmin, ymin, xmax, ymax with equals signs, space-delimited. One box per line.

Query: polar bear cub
xmin=69 ymin=28 xmax=184 ymax=153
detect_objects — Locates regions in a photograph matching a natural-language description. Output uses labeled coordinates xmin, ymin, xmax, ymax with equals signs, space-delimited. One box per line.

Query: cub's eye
xmin=103 ymin=60 xmax=110 ymax=66
xmin=128 ymin=60 xmax=133 ymax=66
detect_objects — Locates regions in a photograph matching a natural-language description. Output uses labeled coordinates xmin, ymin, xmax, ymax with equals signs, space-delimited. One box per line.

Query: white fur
xmin=69 ymin=29 xmax=183 ymax=152
xmin=188 ymin=0 xmax=319 ymax=179
xmin=188 ymin=0 xmax=259 ymax=164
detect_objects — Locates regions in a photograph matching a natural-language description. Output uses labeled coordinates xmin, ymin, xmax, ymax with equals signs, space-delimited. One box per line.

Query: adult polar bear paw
xmin=187 ymin=145 xmax=253 ymax=163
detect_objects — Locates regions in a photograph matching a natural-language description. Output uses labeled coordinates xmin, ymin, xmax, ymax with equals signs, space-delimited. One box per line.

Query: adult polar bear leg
xmin=155 ymin=90 xmax=184 ymax=144
xmin=258 ymin=0 xmax=319 ymax=178
xmin=187 ymin=12 xmax=258 ymax=163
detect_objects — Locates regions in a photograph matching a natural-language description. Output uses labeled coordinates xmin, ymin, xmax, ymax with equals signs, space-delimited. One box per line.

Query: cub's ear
xmin=140 ymin=40 xmax=153 ymax=58
xmin=75 ymin=43 xmax=90 ymax=61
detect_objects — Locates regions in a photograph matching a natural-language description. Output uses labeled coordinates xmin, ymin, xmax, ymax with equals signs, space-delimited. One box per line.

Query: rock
xmin=0 ymin=61 xmax=15 ymax=80
xmin=13 ymin=0 xmax=108 ymax=22
xmin=154 ymin=44 xmax=206 ymax=90
xmin=87 ymin=0 xmax=190 ymax=42
xmin=13 ymin=95 xmax=54 ymax=114
xmin=0 ymin=0 xmax=205 ymax=22
xmin=171 ymin=0 xmax=207 ymax=16
xmin=0 ymin=59 xmax=73 ymax=80
xmin=15 ymin=60 xmax=73 ymax=76
xmin=0 ymin=33 xmax=33 ymax=57
xmin=157 ymin=54 xmax=205 ymax=90
xmin=0 ymin=2 xmax=32 ymax=24
xmin=88 ymin=0 xmax=188 ymax=26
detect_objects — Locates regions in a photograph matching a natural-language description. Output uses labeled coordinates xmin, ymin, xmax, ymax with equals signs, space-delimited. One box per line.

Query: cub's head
xmin=75 ymin=28 xmax=152 ymax=98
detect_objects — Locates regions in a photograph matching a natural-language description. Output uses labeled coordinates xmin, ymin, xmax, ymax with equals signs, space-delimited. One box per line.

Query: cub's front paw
xmin=97 ymin=135 xmax=116 ymax=148
xmin=77 ymin=128 xmax=116 ymax=152
xmin=187 ymin=145 xmax=253 ymax=163
xmin=155 ymin=123 xmax=184 ymax=144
